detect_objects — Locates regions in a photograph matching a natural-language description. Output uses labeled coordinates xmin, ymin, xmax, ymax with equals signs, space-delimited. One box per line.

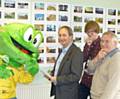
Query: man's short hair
xmin=58 ymin=26 xmax=73 ymax=36
xmin=103 ymin=31 xmax=118 ymax=42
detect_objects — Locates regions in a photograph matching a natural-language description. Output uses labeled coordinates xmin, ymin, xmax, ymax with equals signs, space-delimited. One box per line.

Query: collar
xmin=105 ymin=48 xmax=119 ymax=58
xmin=62 ymin=42 xmax=72 ymax=53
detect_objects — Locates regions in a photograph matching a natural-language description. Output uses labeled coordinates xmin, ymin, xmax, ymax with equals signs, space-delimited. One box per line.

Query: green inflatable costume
xmin=0 ymin=23 xmax=43 ymax=79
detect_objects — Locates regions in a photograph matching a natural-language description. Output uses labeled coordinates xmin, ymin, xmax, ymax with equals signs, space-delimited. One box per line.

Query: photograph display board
xmin=0 ymin=0 xmax=120 ymax=80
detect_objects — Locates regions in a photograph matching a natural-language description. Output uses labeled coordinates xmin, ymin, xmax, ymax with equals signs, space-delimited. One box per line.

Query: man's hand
xmin=50 ymin=76 xmax=56 ymax=82
xmin=93 ymin=49 xmax=107 ymax=64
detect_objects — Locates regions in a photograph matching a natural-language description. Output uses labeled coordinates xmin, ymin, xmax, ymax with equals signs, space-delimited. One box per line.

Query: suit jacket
xmin=50 ymin=43 xmax=83 ymax=99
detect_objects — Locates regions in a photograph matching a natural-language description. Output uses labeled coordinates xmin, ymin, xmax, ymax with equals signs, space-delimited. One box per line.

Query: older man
xmin=90 ymin=31 xmax=120 ymax=99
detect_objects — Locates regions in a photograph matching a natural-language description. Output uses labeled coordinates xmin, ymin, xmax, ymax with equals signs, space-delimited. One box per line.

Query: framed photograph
xmin=84 ymin=17 xmax=93 ymax=23
xmin=74 ymin=26 xmax=82 ymax=32
xmin=34 ymin=24 xmax=44 ymax=31
xmin=38 ymin=56 xmax=44 ymax=64
xmin=74 ymin=16 xmax=82 ymax=22
xmin=74 ymin=6 xmax=83 ymax=13
xmin=118 ymin=39 xmax=120 ymax=44
xmin=107 ymin=18 xmax=116 ymax=25
xmin=17 ymin=12 xmax=28 ymax=20
xmin=107 ymin=28 xmax=116 ymax=33
xmin=108 ymin=9 xmax=116 ymax=16
xmin=85 ymin=7 xmax=93 ymax=13
xmin=4 ymin=11 xmax=15 ymax=19
xmin=46 ymin=46 xmax=56 ymax=53
xmin=0 ymin=0 xmax=1 ymax=7
xmin=117 ymin=36 xmax=120 ymax=44
xmin=47 ymin=3 xmax=56 ymax=11
xmin=73 ymin=36 xmax=82 ymax=43
xmin=17 ymin=2 xmax=29 ymax=9
xmin=100 ymin=27 xmax=103 ymax=33
xmin=117 ymin=29 xmax=120 ymax=34
xmin=34 ymin=13 xmax=44 ymax=21
xmin=118 ymin=19 xmax=120 ymax=25
xmin=118 ymin=10 xmax=120 ymax=16
xmin=95 ymin=8 xmax=103 ymax=14
xmin=73 ymin=33 xmax=83 ymax=48
xmin=4 ymin=0 xmax=15 ymax=8
xmin=38 ymin=47 xmax=44 ymax=53
xmin=47 ymin=24 xmax=56 ymax=32
xmin=59 ymin=15 xmax=68 ymax=21
xmin=34 ymin=2 xmax=44 ymax=10
xmin=47 ymin=14 xmax=56 ymax=21
xmin=47 ymin=57 xmax=55 ymax=63
xmin=0 ymin=11 xmax=1 ymax=19
xmin=95 ymin=17 xmax=103 ymax=24
xmin=46 ymin=35 xmax=56 ymax=43
xmin=58 ymin=4 xmax=68 ymax=11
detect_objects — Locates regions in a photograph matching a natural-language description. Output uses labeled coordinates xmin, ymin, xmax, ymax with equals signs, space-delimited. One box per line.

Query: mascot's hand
xmin=0 ymin=55 xmax=13 ymax=79
xmin=25 ymin=58 xmax=39 ymax=76
xmin=0 ymin=65 xmax=14 ymax=79
xmin=0 ymin=55 xmax=9 ymax=63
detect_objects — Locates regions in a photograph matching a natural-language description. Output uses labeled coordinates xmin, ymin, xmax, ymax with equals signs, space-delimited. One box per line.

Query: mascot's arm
xmin=25 ymin=58 xmax=39 ymax=77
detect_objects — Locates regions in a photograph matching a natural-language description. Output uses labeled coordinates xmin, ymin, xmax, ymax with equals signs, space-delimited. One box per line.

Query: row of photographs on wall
xmin=0 ymin=11 xmax=120 ymax=27
xmin=34 ymin=24 xmax=119 ymax=34
xmin=0 ymin=2 xmax=120 ymax=29
xmin=0 ymin=11 xmax=120 ymax=30
xmin=38 ymin=55 xmax=56 ymax=64
xmin=0 ymin=0 xmax=120 ymax=25
xmin=0 ymin=0 xmax=120 ymax=17
xmin=38 ymin=33 xmax=83 ymax=44
xmin=0 ymin=19 xmax=120 ymax=37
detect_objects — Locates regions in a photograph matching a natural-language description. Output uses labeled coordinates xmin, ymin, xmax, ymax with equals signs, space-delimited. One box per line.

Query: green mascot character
xmin=0 ymin=23 xmax=43 ymax=99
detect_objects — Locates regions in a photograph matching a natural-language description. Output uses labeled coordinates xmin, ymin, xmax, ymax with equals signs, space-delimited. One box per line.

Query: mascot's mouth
xmin=11 ymin=37 xmax=33 ymax=55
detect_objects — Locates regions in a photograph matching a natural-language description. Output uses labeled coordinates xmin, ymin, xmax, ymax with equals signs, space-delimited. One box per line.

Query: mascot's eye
xmin=24 ymin=28 xmax=33 ymax=42
xmin=33 ymin=34 xmax=41 ymax=47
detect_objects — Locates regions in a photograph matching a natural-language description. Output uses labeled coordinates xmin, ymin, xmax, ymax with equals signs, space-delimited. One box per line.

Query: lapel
xmin=52 ymin=49 xmax=62 ymax=76
xmin=57 ymin=43 xmax=74 ymax=75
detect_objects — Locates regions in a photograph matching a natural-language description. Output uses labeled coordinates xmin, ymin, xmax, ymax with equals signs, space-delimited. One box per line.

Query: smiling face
xmin=11 ymin=27 xmax=42 ymax=55
xmin=58 ymin=27 xmax=73 ymax=48
xmin=7 ymin=24 xmax=43 ymax=54
xmin=0 ymin=23 xmax=43 ymax=67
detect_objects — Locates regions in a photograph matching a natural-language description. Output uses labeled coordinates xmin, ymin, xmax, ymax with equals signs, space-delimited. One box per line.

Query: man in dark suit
xmin=49 ymin=26 xmax=83 ymax=99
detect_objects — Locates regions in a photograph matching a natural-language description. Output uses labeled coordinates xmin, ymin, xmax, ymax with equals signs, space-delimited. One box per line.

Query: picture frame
xmin=34 ymin=2 xmax=44 ymax=10
xmin=4 ymin=0 xmax=15 ymax=8
xmin=17 ymin=2 xmax=29 ymax=9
